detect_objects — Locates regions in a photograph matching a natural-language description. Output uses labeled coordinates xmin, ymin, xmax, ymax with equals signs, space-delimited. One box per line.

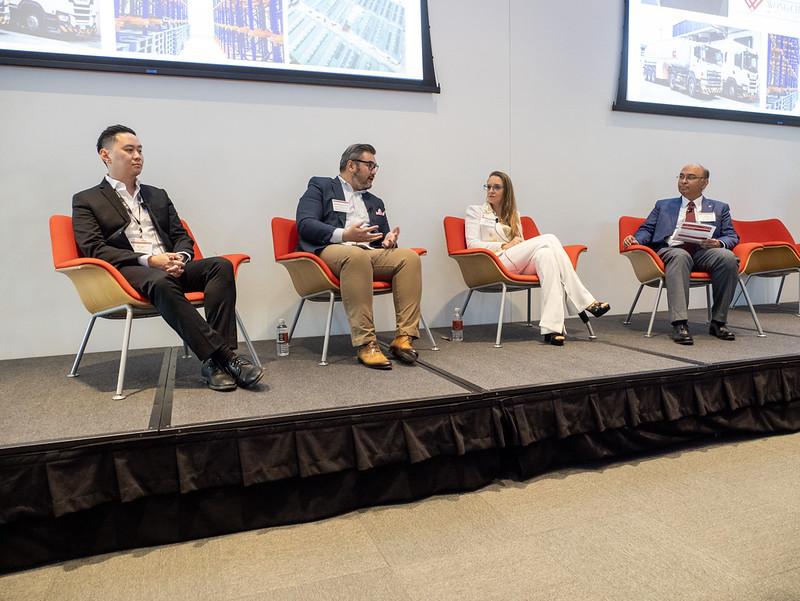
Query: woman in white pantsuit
xmin=465 ymin=171 xmax=609 ymax=345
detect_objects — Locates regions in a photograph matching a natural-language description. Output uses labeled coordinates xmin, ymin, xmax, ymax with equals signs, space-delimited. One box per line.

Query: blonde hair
xmin=488 ymin=170 xmax=520 ymax=239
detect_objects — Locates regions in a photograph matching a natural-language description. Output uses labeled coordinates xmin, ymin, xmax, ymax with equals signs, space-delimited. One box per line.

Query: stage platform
xmin=2 ymin=303 xmax=800 ymax=573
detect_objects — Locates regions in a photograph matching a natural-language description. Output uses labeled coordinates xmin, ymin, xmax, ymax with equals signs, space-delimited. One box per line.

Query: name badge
xmin=697 ymin=212 xmax=715 ymax=222
xmin=131 ymin=238 xmax=153 ymax=255
xmin=332 ymin=199 xmax=348 ymax=213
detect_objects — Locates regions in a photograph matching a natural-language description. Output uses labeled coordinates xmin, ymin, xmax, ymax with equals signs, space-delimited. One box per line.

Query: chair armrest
xmin=563 ymin=245 xmax=587 ymax=269
xmin=619 ymin=246 xmax=665 ymax=284
xmin=219 ymin=254 xmax=251 ymax=277
xmin=54 ymin=256 xmax=145 ymax=301
xmin=275 ymin=252 xmax=341 ymax=296
xmin=448 ymin=248 xmax=539 ymax=287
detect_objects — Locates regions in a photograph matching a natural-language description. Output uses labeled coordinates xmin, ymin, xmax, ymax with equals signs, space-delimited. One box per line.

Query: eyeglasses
xmin=484 ymin=184 xmax=504 ymax=191
xmin=352 ymin=159 xmax=379 ymax=172
xmin=677 ymin=174 xmax=706 ymax=181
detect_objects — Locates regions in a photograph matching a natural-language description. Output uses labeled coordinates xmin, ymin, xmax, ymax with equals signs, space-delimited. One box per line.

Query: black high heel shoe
xmin=586 ymin=301 xmax=610 ymax=318
xmin=543 ymin=333 xmax=565 ymax=346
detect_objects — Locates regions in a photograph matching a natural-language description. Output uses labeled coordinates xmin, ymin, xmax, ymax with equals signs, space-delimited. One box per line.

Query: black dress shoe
xmin=586 ymin=301 xmax=611 ymax=318
xmin=709 ymin=322 xmax=736 ymax=340
xmin=222 ymin=354 xmax=264 ymax=388
xmin=543 ymin=333 xmax=565 ymax=346
xmin=201 ymin=358 xmax=237 ymax=391
xmin=672 ymin=323 xmax=694 ymax=345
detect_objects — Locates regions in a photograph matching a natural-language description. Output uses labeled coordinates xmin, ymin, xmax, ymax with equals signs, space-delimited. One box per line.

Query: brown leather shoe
xmin=357 ymin=341 xmax=392 ymax=369
xmin=389 ymin=335 xmax=418 ymax=364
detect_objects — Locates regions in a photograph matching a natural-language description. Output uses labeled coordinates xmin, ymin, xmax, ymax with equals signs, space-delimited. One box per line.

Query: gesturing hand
xmin=342 ymin=221 xmax=383 ymax=244
xmin=382 ymin=226 xmax=400 ymax=248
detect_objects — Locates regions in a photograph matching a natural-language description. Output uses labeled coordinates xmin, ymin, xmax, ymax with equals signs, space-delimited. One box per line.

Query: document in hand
xmin=674 ymin=222 xmax=716 ymax=244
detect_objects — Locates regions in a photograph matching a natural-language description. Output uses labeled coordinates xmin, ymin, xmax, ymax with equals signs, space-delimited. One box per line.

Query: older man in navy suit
xmin=623 ymin=164 xmax=739 ymax=345
xmin=296 ymin=144 xmax=422 ymax=369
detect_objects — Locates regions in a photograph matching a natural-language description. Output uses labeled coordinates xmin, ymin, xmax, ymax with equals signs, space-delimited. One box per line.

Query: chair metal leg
xmin=236 ymin=310 xmax=261 ymax=367
xmin=737 ymin=277 xmax=766 ymax=337
xmin=494 ymin=283 xmax=507 ymax=348
xmin=646 ymin=280 xmax=664 ymax=338
xmin=69 ymin=315 xmax=98 ymax=377
xmin=461 ymin=289 xmax=474 ymax=316
xmin=775 ymin=274 xmax=786 ymax=305
xmin=419 ymin=312 xmax=439 ymax=351
xmin=705 ymin=285 xmax=712 ymax=323
xmin=113 ymin=306 xmax=135 ymax=400
xmin=624 ymin=284 xmax=645 ymax=325
xmin=578 ymin=311 xmax=597 ymax=340
xmin=320 ymin=291 xmax=335 ymax=366
xmin=181 ymin=341 xmax=191 ymax=359
xmin=525 ymin=289 xmax=533 ymax=326
xmin=288 ymin=299 xmax=306 ymax=340
xmin=731 ymin=274 xmax=751 ymax=308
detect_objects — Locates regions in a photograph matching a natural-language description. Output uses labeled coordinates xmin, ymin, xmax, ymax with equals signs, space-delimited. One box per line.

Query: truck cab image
xmin=713 ymin=39 xmax=759 ymax=100
xmin=0 ymin=0 xmax=97 ymax=36
xmin=643 ymin=36 xmax=723 ymax=97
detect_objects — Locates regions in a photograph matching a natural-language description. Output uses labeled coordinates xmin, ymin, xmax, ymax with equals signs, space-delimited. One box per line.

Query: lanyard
xmin=114 ymin=188 xmax=145 ymax=236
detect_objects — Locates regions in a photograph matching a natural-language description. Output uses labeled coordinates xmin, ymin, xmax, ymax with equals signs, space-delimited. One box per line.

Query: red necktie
xmin=683 ymin=201 xmax=697 ymax=255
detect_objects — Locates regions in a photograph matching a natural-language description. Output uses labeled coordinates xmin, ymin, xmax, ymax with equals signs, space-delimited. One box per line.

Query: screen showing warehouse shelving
xmin=0 ymin=0 xmax=438 ymax=92
xmin=614 ymin=0 xmax=800 ymax=126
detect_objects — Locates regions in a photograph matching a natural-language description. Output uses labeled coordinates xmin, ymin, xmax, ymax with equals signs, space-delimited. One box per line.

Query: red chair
xmin=443 ymin=215 xmax=595 ymax=347
xmin=271 ymin=217 xmax=438 ymax=365
xmin=618 ymin=216 xmax=765 ymax=337
xmin=49 ymin=215 xmax=259 ymax=400
xmin=732 ymin=219 xmax=800 ymax=315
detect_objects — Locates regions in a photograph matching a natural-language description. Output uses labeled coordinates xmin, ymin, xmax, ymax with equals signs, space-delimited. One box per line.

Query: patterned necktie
xmin=683 ymin=201 xmax=697 ymax=255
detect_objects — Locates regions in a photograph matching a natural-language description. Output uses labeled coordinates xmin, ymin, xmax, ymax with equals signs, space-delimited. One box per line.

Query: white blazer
xmin=465 ymin=203 xmax=522 ymax=254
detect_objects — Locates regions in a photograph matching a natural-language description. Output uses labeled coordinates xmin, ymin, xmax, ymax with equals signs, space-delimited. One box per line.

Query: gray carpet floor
xmin=2 ymin=304 xmax=799 ymax=448
xmin=3 ymin=431 xmax=799 ymax=600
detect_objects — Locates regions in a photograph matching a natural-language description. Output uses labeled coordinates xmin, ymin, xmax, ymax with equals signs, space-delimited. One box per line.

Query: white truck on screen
xmin=713 ymin=39 xmax=759 ymax=100
xmin=0 ymin=0 xmax=96 ymax=35
xmin=642 ymin=36 xmax=723 ymax=97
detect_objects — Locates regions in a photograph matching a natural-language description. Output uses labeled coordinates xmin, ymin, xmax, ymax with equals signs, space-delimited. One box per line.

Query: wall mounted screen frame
xmin=0 ymin=0 xmax=439 ymax=93
xmin=613 ymin=0 xmax=800 ymax=127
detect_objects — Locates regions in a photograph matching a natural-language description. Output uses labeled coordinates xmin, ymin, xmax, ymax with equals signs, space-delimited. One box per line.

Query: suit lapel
xmin=331 ymin=177 xmax=346 ymax=227
xmin=98 ymin=178 xmax=130 ymax=223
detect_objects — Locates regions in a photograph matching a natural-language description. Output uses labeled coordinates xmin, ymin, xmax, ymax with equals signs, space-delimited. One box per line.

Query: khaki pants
xmin=319 ymin=245 xmax=422 ymax=347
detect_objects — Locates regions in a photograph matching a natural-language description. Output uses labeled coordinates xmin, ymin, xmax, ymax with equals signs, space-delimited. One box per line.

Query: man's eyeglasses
xmin=353 ymin=159 xmax=379 ymax=172
xmin=484 ymin=184 xmax=504 ymax=191
xmin=677 ymin=174 xmax=705 ymax=181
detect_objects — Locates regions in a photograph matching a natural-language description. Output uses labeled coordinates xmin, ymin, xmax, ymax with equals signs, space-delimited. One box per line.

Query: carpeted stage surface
xmin=2 ymin=302 xmax=800 ymax=573
xmin=2 ymin=303 xmax=798 ymax=449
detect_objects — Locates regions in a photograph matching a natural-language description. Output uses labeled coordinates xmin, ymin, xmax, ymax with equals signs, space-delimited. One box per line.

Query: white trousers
xmin=499 ymin=233 xmax=595 ymax=334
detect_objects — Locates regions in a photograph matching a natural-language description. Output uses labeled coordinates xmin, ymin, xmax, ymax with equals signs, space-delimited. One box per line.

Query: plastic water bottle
xmin=276 ymin=318 xmax=289 ymax=356
xmin=451 ymin=308 xmax=463 ymax=341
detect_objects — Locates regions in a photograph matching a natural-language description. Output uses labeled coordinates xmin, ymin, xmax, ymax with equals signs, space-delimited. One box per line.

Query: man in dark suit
xmin=296 ymin=143 xmax=422 ymax=369
xmin=623 ymin=163 xmax=739 ymax=345
xmin=72 ymin=124 xmax=263 ymax=390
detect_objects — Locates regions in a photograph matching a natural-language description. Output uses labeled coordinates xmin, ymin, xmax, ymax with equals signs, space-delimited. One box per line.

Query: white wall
xmin=1 ymin=0 xmax=798 ymax=360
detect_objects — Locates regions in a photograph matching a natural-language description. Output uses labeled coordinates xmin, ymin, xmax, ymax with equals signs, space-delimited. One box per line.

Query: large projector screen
xmin=0 ymin=0 xmax=439 ymax=93
xmin=614 ymin=0 xmax=800 ymax=127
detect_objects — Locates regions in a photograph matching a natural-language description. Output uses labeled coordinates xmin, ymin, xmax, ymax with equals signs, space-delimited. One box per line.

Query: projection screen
xmin=0 ymin=0 xmax=439 ymax=93
xmin=614 ymin=0 xmax=800 ymax=127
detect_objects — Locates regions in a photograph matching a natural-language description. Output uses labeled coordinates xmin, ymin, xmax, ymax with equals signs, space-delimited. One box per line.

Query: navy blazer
xmin=296 ymin=176 xmax=391 ymax=255
xmin=72 ymin=178 xmax=194 ymax=268
xmin=633 ymin=196 xmax=739 ymax=251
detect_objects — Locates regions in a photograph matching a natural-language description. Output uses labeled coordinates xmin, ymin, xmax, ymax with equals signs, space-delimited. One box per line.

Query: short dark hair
xmin=339 ymin=143 xmax=376 ymax=172
xmin=97 ymin=124 xmax=136 ymax=153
